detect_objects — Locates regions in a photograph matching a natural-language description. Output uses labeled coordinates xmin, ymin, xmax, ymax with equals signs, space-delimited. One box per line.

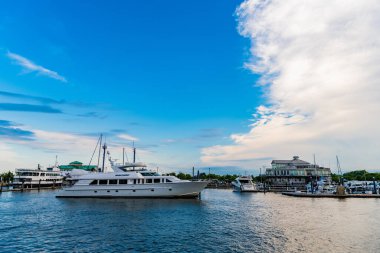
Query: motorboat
xmin=56 ymin=141 xmax=208 ymax=198
xmin=56 ymin=163 xmax=208 ymax=198
xmin=232 ymin=176 xmax=257 ymax=192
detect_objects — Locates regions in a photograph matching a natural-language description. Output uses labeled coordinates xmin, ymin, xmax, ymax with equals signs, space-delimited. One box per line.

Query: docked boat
xmin=232 ymin=176 xmax=257 ymax=192
xmin=13 ymin=165 xmax=63 ymax=190
xmin=56 ymin=164 xmax=208 ymax=198
xmin=56 ymin=142 xmax=208 ymax=198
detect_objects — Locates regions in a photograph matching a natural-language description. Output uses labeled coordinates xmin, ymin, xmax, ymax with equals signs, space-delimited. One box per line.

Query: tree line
xmin=331 ymin=170 xmax=380 ymax=182
xmin=165 ymin=172 xmax=265 ymax=182
xmin=0 ymin=171 xmax=14 ymax=183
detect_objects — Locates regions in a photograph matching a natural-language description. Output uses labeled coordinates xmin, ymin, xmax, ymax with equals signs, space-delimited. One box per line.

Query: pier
xmin=282 ymin=192 xmax=380 ymax=198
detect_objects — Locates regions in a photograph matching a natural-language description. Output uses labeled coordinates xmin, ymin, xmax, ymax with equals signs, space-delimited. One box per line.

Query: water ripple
xmin=1 ymin=190 xmax=380 ymax=252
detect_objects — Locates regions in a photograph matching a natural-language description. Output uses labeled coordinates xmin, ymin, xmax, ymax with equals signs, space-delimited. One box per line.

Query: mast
xmin=102 ymin=141 xmax=107 ymax=172
xmin=97 ymin=134 xmax=103 ymax=171
xmin=122 ymin=147 xmax=125 ymax=165
xmin=313 ymin=154 xmax=317 ymax=181
xmin=132 ymin=142 xmax=136 ymax=170
xmin=336 ymin=155 xmax=343 ymax=185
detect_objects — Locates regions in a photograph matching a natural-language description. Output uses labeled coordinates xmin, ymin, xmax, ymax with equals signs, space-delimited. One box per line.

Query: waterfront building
xmin=265 ymin=156 xmax=331 ymax=188
xmin=59 ymin=161 xmax=98 ymax=172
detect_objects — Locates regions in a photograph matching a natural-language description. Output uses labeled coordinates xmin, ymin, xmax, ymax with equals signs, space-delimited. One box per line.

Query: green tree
xmin=0 ymin=171 xmax=14 ymax=183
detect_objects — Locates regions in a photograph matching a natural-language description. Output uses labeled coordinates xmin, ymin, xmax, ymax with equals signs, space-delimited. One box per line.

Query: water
xmin=1 ymin=189 xmax=380 ymax=253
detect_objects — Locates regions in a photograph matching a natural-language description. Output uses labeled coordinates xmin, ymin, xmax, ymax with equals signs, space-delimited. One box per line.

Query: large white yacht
xmin=13 ymin=165 xmax=63 ymax=190
xmin=56 ymin=164 xmax=208 ymax=198
xmin=56 ymin=145 xmax=208 ymax=198
xmin=232 ymin=176 xmax=257 ymax=192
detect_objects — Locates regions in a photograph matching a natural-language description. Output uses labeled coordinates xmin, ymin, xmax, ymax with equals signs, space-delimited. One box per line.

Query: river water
xmin=1 ymin=189 xmax=379 ymax=252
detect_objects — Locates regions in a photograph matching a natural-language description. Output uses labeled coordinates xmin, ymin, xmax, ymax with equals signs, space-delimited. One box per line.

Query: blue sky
xmin=0 ymin=0 xmax=263 ymax=172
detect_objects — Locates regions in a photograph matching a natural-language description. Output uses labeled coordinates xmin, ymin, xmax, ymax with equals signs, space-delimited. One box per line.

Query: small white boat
xmin=232 ymin=176 xmax=257 ymax=192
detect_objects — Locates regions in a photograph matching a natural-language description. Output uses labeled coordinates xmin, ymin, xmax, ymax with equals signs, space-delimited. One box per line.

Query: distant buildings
xmin=265 ymin=156 xmax=331 ymax=188
xmin=59 ymin=161 xmax=98 ymax=171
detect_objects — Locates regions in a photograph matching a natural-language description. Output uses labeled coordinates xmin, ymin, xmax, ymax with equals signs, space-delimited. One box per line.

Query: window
xmin=99 ymin=180 xmax=107 ymax=185
xmin=119 ymin=180 xmax=128 ymax=184
xmin=151 ymin=189 xmax=154 ymax=191
xmin=166 ymin=179 xmax=172 ymax=183
xmin=90 ymin=180 xmax=98 ymax=185
xmin=146 ymin=179 xmax=152 ymax=183
xmin=109 ymin=180 xmax=117 ymax=185
xmin=154 ymin=178 xmax=160 ymax=183
xmin=115 ymin=190 xmax=119 ymax=192
xmin=133 ymin=179 xmax=136 ymax=184
xmin=41 ymin=173 xmax=45 ymax=176
xmin=133 ymin=190 xmax=136 ymax=192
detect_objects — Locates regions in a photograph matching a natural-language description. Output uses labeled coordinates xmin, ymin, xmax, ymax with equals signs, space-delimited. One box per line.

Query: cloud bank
xmin=202 ymin=0 xmax=380 ymax=170
xmin=7 ymin=52 xmax=67 ymax=82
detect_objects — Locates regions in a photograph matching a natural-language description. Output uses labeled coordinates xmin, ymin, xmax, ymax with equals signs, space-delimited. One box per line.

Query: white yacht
xmin=13 ymin=166 xmax=63 ymax=190
xmin=56 ymin=145 xmax=208 ymax=198
xmin=232 ymin=176 xmax=257 ymax=192
xmin=56 ymin=164 xmax=208 ymax=198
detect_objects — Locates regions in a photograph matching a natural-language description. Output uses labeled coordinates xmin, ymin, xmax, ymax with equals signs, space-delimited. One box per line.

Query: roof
xmin=59 ymin=165 xmax=97 ymax=171
xmin=69 ymin=161 xmax=83 ymax=165
xmin=271 ymin=156 xmax=310 ymax=165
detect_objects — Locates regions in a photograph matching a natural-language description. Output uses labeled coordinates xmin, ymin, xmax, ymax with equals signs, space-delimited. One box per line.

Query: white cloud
xmin=7 ymin=51 xmax=67 ymax=82
xmin=118 ymin=134 xmax=139 ymax=142
xmin=202 ymin=0 xmax=380 ymax=170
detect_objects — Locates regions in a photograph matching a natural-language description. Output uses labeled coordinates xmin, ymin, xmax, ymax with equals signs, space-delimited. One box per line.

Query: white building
xmin=265 ymin=156 xmax=331 ymax=187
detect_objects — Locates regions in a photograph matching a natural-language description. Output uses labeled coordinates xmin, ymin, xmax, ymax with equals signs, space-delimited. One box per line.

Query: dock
xmin=282 ymin=192 xmax=380 ymax=198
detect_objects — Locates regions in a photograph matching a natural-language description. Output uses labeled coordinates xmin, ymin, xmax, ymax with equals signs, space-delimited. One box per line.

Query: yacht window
xmin=146 ymin=179 xmax=152 ymax=183
xmin=90 ymin=180 xmax=98 ymax=185
xmin=109 ymin=180 xmax=117 ymax=185
xmin=166 ymin=179 xmax=172 ymax=183
xmin=41 ymin=173 xmax=45 ymax=176
xmin=154 ymin=179 xmax=160 ymax=183
xmin=133 ymin=179 xmax=136 ymax=184
xmin=99 ymin=180 xmax=108 ymax=185
xmin=119 ymin=180 xmax=128 ymax=184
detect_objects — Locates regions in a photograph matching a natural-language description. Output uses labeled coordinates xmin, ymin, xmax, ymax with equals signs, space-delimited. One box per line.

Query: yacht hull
xmin=56 ymin=181 xmax=208 ymax=198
